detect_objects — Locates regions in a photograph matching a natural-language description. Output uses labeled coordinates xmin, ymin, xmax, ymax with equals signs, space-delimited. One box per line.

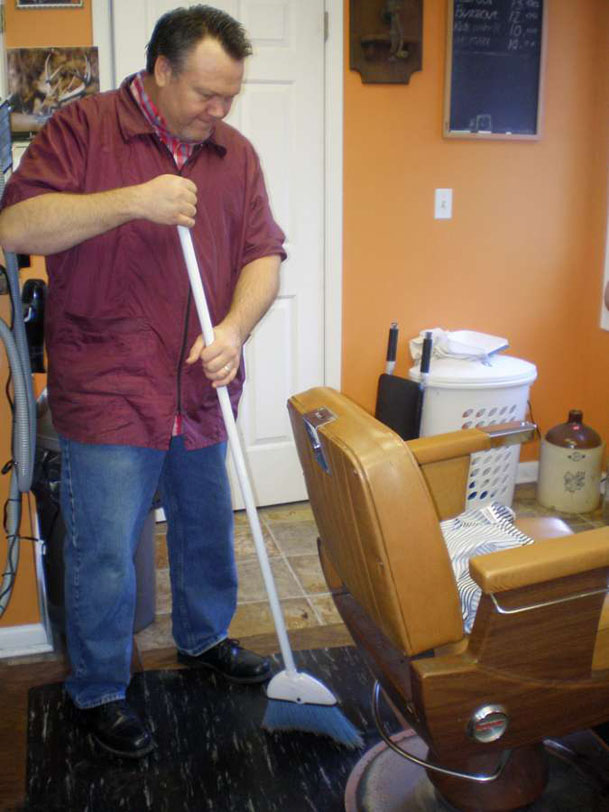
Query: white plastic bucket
xmin=409 ymin=355 xmax=537 ymax=508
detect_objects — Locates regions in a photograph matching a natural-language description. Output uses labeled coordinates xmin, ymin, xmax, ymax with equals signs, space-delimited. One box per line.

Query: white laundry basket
xmin=409 ymin=355 xmax=537 ymax=508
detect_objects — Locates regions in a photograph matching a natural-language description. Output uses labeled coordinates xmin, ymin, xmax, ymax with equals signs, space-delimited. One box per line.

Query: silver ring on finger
xmin=223 ymin=363 xmax=232 ymax=374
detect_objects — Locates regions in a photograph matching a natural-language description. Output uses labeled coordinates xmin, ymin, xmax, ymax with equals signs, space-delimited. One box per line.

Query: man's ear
xmin=154 ymin=55 xmax=173 ymax=88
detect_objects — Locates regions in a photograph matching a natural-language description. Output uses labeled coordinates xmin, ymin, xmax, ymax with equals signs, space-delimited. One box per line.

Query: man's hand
xmin=135 ymin=175 xmax=198 ymax=228
xmin=185 ymin=320 xmax=243 ymax=388
xmin=0 ymin=174 xmax=199 ymax=255
xmin=184 ymin=255 xmax=281 ymax=388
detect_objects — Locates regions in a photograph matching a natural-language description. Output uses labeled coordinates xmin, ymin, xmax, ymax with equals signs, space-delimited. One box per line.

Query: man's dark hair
xmin=146 ymin=5 xmax=252 ymax=74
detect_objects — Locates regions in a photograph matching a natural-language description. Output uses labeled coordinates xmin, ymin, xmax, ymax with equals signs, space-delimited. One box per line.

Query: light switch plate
xmin=435 ymin=188 xmax=453 ymax=219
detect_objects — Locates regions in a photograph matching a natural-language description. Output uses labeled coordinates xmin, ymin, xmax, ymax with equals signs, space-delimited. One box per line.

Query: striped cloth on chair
xmin=441 ymin=502 xmax=534 ymax=634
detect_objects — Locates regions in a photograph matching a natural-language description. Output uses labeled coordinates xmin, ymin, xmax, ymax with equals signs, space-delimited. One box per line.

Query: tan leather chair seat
xmin=515 ymin=516 xmax=573 ymax=540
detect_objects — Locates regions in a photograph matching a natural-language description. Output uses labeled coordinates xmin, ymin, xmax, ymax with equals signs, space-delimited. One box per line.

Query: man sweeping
xmin=0 ymin=5 xmax=285 ymax=759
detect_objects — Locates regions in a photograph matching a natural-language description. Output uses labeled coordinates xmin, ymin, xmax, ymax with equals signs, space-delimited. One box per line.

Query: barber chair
xmin=288 ymin=387 xmax=609 ymax=811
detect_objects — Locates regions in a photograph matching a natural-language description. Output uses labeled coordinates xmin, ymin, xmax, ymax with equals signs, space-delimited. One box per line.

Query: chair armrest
xmin=406 ymin=430 xmax=491 ymax=520
xmin=406 ymin=423 xmax=535 ymax=521
xmin=466 ymin=527 xmax=609 ymax=681
xmin=407 ymin=422 xmax=535 ymax=465
xmin=469 ymin=526 xmax=609 ymax=594
xmin=406 ymin=429 xmax=490 ymax=465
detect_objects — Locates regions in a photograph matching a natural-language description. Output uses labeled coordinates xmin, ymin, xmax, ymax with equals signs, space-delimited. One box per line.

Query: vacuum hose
xmin=0 ymin=169 xmax=37 ymax=616
xmin=0 ymin=316 xmax=32 ymax=491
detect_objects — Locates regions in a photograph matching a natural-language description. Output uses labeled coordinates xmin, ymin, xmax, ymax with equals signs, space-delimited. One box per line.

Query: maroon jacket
xmin=2 ymin=78 xmax=286 ymax=449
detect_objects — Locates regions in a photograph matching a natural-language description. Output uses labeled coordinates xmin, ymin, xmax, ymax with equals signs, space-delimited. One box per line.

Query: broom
xmin=177 ymin=226 xmax=363 ymax=749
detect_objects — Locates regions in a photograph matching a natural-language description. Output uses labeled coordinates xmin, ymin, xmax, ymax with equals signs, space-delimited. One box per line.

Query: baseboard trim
xmin=517 ymin=461 xmax=539 ymax=484
xmin=0 ymin=622 xmax=54 ymax=659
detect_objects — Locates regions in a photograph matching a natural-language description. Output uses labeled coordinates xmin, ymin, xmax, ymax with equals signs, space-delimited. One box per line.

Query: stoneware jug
xmin=537 ymin=410 xmax=604 ymax=514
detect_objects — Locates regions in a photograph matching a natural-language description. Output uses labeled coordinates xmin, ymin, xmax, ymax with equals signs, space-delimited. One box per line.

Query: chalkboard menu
xmin=444 ymin=0 xmax=545 ymax=139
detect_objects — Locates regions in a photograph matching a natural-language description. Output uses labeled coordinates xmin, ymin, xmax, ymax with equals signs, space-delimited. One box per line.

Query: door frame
xmin=92 ymin=0 xmax=343 ymax=389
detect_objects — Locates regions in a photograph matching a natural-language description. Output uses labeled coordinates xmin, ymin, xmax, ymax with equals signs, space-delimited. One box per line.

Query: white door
xmin=111 ymin=0 xmax=326 ymax=507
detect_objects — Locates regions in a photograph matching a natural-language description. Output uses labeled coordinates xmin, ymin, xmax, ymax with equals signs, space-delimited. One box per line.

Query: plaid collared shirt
xmin=130 ymin=71 xmax=198 ymax=170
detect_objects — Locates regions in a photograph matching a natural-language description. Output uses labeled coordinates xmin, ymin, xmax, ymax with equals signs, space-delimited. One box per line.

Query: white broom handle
xmin=177 ymin=226 xmax=297 ymax=675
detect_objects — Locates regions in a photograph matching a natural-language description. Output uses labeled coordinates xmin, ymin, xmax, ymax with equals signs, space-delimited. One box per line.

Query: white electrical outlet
xmin=435 ymin=188 xmax=453 ymax=220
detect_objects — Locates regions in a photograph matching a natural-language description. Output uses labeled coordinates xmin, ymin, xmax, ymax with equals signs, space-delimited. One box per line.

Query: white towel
xmin=410 ymin=328 xmax=509 ymax=365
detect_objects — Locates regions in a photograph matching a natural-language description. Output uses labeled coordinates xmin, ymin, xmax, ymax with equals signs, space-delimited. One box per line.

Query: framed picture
xmin=17 ymin=1 xmax=83 ymax=8
xmin=7 ymin=47 xmax=99 ymax=133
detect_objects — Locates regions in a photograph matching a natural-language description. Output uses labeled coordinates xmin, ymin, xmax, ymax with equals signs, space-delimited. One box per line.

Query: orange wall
xmin=5 ymin=1 xmax=92 ymax=48
xmin=342 ymin=0 xmax=609 ymax=460
xmin=0 ymin=2 xmax=92 ymax=628
xmin=575 ymin=16 xmax=609 ymax=451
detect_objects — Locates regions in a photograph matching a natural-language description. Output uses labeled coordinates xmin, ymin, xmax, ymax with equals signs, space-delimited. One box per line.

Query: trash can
xmin=32 ymin=396 xmax=156 ymax=633
xmin=409 ymin=354 xmax=537 ymax=508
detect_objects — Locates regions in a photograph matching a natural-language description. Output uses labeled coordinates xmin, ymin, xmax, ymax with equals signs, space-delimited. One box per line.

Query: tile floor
xmin=511 ymin=481 xmax=608 ymax=532
xmin=135 ymin=501 xmax=343 ymax=653
xmin=134 ymin=482 xmax=609 ymax=654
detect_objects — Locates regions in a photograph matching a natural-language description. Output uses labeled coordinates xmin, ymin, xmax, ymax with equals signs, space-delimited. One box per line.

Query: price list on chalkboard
xmin=446 ymin=0 xmax=545 ymax=137
xmin=453 ymin=0 xmax=542 ymax=55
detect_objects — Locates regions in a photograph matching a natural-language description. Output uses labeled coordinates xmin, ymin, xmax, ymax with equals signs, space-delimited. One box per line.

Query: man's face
xmin=154 ymin=38 xmax=244 ymax=142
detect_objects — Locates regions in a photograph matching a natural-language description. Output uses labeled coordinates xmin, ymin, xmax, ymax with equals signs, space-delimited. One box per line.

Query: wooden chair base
xmin=345 ymin=730 xmax=609 ymax=811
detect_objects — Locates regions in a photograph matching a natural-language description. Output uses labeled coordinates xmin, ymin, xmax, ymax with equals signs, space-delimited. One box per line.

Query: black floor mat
xmin=25 ymin=646 xmax=395 ymax=812
xmin=27 ymin=646 xmax=609 ymax=811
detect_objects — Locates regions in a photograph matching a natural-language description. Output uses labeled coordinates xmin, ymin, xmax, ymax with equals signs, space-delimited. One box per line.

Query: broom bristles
xmin=262 ymin=698 xmax=364 ymax=749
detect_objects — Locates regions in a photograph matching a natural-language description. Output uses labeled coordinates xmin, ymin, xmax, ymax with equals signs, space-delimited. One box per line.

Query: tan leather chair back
xmin=288 ymin=387 xmax=464 ymax=656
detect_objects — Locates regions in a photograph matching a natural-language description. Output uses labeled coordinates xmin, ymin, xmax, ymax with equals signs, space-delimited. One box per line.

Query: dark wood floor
xmin=0 ymin=623 xmax=353 ymax=811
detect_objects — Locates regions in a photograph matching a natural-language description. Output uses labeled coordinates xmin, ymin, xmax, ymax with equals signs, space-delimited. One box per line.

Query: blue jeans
xmin=59 ymin=435 xmax=236 ymax=708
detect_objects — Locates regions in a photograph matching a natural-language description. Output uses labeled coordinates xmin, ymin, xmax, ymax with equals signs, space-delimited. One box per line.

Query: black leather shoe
xmin=177 ymin=638 xmax=272 ymax=684
xmin=82 ymin=699 xmax=156 ymax=759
